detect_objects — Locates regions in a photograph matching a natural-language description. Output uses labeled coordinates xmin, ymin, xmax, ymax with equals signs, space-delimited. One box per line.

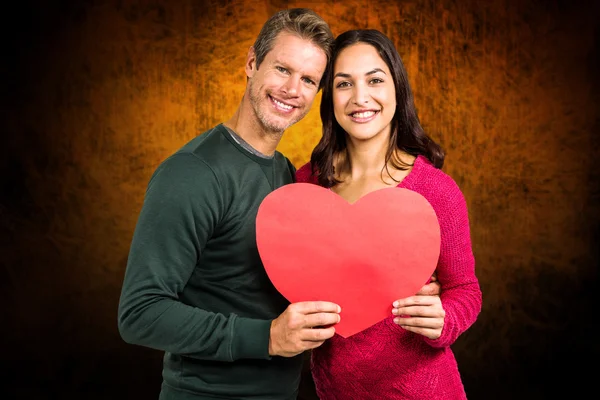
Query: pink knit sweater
xmin=295 ymin=155 xmax=482 ymax=400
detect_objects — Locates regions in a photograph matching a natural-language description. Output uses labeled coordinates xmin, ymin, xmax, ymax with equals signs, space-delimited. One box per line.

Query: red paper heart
xmin=256 ymin=183 xmax=440 ymax=338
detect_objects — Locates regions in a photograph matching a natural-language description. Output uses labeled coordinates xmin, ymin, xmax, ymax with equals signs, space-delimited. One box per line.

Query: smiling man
xmin=117 ymin=9 xmax=342 ymax=400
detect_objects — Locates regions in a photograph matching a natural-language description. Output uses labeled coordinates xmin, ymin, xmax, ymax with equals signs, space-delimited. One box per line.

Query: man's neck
xmin=222 ymin=125 xmax=273 ymax=159
xmin=224 ymin=97 xmax=282 ymax=157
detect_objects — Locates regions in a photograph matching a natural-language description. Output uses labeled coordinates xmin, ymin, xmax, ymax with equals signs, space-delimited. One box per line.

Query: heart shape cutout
xmin=256 ymin=183 xmax=440 ymax=338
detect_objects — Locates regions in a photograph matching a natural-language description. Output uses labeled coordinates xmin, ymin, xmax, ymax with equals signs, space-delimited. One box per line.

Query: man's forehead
xmin=267 ymin=33 xmax=327 ymax=75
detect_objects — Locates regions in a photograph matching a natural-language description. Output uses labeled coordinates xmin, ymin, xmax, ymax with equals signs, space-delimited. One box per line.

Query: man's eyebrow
xmin=334 ymin=68 xmax=387 ymax=79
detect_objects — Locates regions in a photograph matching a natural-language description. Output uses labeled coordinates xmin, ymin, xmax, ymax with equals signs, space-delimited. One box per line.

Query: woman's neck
xmin=339 ymin=133 xmax=392 ymax=180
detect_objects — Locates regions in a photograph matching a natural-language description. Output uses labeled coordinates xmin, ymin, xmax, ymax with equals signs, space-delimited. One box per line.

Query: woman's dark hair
xmin=310 ymin=29 xmax=445 ymax=187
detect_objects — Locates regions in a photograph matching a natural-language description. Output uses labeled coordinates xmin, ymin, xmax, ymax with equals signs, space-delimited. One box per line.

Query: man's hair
xmin=253 ymin=8 xmax=333 ymax=83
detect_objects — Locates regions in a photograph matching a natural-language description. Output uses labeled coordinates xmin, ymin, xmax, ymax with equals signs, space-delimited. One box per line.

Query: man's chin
xmin=261 ymin=116 xmax=297 ymax=133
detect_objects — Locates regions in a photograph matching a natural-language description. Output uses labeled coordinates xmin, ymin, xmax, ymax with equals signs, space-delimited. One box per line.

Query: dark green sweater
xmin=118 ymin=124 xmax=301 ymax=399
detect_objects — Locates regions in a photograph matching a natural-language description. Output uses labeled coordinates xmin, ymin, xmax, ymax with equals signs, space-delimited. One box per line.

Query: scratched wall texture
xmin=2 ymin=0 xmax=598 ymax=399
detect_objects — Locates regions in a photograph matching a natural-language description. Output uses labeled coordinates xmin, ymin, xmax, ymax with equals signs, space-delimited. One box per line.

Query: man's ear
xmin=245 ymin=46 xmax=257 ymax=78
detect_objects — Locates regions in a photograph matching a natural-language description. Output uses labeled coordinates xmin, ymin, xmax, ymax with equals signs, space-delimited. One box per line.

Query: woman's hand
xmin=392 ymin=295 xmax=445 ymax=340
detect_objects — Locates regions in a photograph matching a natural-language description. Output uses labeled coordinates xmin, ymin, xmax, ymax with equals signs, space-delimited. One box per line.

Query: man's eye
xmin=303 ymin=77 xmax=316 ymax=86
xmin=276 ymin=66 xmax=288 ymax=73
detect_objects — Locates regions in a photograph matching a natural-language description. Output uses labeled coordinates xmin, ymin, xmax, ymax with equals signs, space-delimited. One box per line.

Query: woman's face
xmin=332 ymin=43 xmax=396 ymax=143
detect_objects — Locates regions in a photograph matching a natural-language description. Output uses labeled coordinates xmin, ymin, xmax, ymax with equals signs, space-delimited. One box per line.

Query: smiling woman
xmin=296 ymin=29 xmax=482 ymax=399
xmin=333 ymin=45 xmax=396 ymax=142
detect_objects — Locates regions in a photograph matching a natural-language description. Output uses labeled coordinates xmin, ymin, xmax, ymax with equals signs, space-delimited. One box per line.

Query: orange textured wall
xmin=3 ymin=0 xmax=598 ymax=399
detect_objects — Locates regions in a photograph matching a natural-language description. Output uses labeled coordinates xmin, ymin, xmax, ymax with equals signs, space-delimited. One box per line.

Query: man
xmin=118 ymin=8 xmax=441 ymax=400
xmin=118 ymin=8 xmax=342 ymax=400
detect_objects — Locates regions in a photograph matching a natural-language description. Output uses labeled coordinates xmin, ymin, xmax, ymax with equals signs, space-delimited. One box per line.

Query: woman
xmin=296 ymin=30 xmax=482 ymax=399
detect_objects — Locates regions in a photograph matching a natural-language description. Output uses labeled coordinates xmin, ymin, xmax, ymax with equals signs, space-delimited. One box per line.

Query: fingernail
xmin=392 ymin=301 xmax=398 ymax=307
xmin=393 ymin=318 xmax=400 ymax=324
xmin=391 ymin=308 xmax=398 ymax=315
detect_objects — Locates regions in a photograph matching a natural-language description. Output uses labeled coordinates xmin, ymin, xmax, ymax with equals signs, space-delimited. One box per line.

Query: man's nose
xmin=283 ymin=76 xmax=301 ymax=96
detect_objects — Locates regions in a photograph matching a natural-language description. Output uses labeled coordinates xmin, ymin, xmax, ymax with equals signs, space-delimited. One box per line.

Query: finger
xmin=292 ymin=301 xmax=341 ymax=314
xmin=394 ymin=316 xmax=444 ymax=329
xmin=302 ymin=340 xmax=326 ymax=350
xmin=304 ymin=312 xmax=341 ymax=328
xmin=416 ymin=282 xmax=441 ymax=296
xmin=393 ymin=296 xmax=439 ymax=308
xmin=398 ymin=324 xmax=441 ymax=340
xmin=393 ymin=305 xmax=445 ymax=318
xmin=301 ymin=326 xmax=336 ymax=342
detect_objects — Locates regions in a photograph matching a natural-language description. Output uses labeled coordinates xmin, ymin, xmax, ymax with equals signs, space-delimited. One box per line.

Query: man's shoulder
xmin=149 ymin=152 xmax=217 ymax=192
xmin=177 ymin=124 xmax=229 ymax=161
xmin=147 ymin=125 xmax=229 ymax=187
xmin=161 ymin=124 xmax=243 ymax=174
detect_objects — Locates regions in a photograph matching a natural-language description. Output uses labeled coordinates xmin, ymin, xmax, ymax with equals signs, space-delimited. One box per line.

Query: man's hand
xmin=416 ymin=272 xmax=441 ymax=296
xmin=269 ymin=301 xmax=341 ymax=357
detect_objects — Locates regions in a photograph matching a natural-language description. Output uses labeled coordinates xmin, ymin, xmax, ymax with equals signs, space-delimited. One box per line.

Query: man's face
xmin=246 ymin=32 xmax=327 ymax=134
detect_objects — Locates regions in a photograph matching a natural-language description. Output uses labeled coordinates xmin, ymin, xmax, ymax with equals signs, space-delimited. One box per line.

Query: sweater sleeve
xmin=117 ymin=153 xmax=272 ymax=361
xmin=423 ymin=179 xmax=482 ymax=348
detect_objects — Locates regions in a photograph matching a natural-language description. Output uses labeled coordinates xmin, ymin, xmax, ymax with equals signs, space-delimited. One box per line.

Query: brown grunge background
xmin=2 ymin=0 xmax=599 ymax=399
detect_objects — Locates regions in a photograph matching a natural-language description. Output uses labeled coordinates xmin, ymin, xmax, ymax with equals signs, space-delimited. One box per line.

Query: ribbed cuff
xmin=230 ymin=317 xmax=272 ymax=360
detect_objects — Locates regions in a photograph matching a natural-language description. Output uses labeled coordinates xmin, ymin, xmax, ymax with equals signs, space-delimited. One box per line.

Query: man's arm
xmin=117 ymin=153 xmax=271 ymax=361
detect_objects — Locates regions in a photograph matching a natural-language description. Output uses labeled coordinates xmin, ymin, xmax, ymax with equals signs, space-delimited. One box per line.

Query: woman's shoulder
xmin=411 ymin=155 xmax=460 ymax=191
xmin=408 ymin=155 xmax=467 ymax=213
xmin=295 ymin=162 xmax=317 ymax=184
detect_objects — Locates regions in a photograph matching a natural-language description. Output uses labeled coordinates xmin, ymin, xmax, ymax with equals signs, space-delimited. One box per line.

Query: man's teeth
xmin=352 ymin=111 xmax=376 ymax=118
xmin=273 ymin=98 xmax=293 ymax=110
